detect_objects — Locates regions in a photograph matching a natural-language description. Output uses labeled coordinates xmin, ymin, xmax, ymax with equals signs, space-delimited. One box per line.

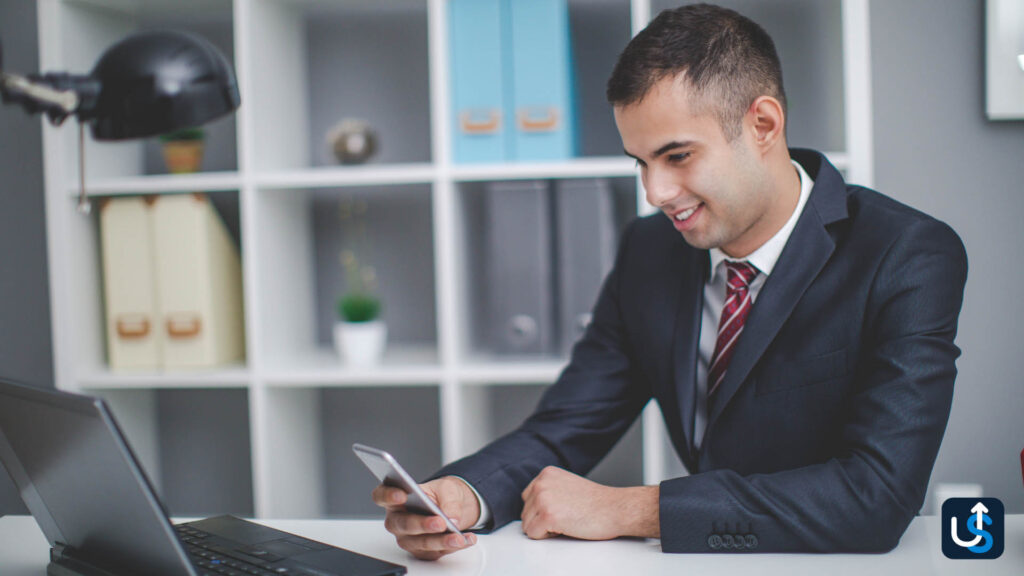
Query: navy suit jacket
xmin=434 ymin=149 xmax=968 ymax=552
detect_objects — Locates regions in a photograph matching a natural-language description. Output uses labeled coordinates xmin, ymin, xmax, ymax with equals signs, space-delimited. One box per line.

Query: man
xmin=373 ymin=3 xmax=967 ymax=556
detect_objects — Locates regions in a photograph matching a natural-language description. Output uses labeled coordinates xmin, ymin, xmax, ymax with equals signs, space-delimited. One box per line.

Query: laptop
xmin=0 ymin=378 xmax=406 ymax=576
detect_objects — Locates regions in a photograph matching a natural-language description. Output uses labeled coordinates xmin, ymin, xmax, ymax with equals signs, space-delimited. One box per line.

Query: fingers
xmin=397 ymin=532 xmax=477 ymax=560
xmin=397 ymin=532 xmax=476 ymax=553
xmin=384 ymin=512 xmax=451 ymax=537
xmin=521 ymin=468 xmax=566 ymax=541
xmin=384 ymin=511 xmax=479 ymax=561
xmin=521 ymin=507 xmax=555 ymax=540
xmin=371 ymin=485 xmax=407 ymax=510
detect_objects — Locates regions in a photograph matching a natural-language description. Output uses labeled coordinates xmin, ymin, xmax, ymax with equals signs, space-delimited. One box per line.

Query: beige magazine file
xmin=151 ymin=193 xmax=245 ymax=369
xmin=100 ymin=194 xmax=245 ymax=370
xmin=99 ymin=197 xmax=163 ymax=370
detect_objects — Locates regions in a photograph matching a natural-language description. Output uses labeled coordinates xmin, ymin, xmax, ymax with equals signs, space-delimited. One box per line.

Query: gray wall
xmin=0 ymin=0 xmax=52 ymax=517
xmin=871 ymin=0 xmax=1024 ymax=514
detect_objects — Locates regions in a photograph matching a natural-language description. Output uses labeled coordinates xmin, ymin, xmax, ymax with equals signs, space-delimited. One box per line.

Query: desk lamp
xmin=0 ymin=30 xmax=240 ymax=212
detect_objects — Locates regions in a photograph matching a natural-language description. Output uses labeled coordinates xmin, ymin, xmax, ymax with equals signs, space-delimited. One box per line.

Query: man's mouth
xmin=673 ymin=204 xmax=702 ymax=222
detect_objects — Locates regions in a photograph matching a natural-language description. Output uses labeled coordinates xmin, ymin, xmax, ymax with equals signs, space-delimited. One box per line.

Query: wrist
xmin=615 ymin=485 xmax=660 ymax=539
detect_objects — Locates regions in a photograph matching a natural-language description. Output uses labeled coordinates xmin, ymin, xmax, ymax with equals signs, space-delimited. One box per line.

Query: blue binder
xmin=449 ymin=0 xmax=508 ymax=163
xmin=507 ymin=0 xmax=577 ymax=161
xmin=449 ymin=0 xmax=577 ymax=163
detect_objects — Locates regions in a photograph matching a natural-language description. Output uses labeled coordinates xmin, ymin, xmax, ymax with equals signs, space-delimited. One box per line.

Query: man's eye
xmin=634 ymin=159 xmax=646 ymax=169
xmin=668 ymin=153 xmax=690 ymax=163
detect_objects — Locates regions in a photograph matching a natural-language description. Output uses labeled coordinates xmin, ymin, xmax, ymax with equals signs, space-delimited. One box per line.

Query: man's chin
xmin=678 ymin=230 xmax=719 ymax=251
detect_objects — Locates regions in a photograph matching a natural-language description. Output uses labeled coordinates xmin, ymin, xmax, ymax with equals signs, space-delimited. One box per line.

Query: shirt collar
xmin=709 ymin=158 xmax=814 ymax=280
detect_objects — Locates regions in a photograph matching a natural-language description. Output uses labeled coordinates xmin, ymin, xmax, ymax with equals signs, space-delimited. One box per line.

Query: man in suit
xmin=372 ymin=3 xmax=967 ymax=556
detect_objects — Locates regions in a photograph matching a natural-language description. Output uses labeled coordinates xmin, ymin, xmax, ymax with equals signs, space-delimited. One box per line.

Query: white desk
xmin=1 ymin=515 xmax=1021 ymax=575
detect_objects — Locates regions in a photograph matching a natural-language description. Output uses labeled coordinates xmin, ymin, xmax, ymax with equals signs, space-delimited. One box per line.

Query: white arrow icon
xmin=971 ymin=502 xmax=988 ymax=530
xmin=950 ymin=501 xmax=988 ymax=548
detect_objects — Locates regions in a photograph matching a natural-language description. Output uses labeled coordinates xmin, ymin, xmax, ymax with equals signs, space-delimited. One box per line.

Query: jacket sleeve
xmin=659 ymin=218 xmax=968 ymax=553
xmin=430 ymin=219 xmax=651 ymax=532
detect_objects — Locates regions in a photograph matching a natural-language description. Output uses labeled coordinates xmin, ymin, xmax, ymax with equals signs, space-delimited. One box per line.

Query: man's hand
xmin=372 ymin=476 xmax=481 ymax=561
xmin=520 ymin=466 xmax=660 ymax=541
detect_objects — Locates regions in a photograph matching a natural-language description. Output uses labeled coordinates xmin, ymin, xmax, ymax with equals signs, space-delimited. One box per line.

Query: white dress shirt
xmin=694 ymin=159 xmax=813 ymax=448
xmin=464 ymin=159 xmax=814 ymax=529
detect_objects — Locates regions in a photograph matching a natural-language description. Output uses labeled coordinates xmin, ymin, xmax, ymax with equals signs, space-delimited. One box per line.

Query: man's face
xmin=614 ymin=76 xmax=775 ymax=258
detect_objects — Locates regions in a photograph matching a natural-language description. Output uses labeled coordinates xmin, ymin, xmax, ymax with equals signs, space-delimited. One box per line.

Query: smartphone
xmin=352 ymin=443 xmax=463 ymax=536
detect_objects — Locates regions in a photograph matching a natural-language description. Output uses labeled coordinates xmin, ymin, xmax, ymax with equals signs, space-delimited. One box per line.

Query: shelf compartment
xmin=259 ymin=385 xmax=442 ymax=519
xmin=253 ymin=185 xmax=438 ymax=371
xmin=460 ymin=383 xmax=644 ymax=487
xmin=453 ymin=176 xmax=638 ymax=362
xmin=58 ymin=0 xmax=238 ymax=181
xmin=567 ymin=0 xmax=635 ymax=158
xmin=244 ymin=0 xmax=432 ymax=173
xmin=77 ymin=190 xmax=245 ymax=376
xmin=94 ymin=387 xmax=254 ymax=517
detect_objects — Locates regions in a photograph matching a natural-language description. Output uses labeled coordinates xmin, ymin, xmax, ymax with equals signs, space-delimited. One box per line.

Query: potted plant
xmin=333 ymin=249 xmax=386 ymax=366
xmin=159 ymin=127 xmax=206 ymax=174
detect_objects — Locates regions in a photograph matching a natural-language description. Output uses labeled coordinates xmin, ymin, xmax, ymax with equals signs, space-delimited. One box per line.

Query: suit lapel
xmin=669 ymin=247 xmax=707 ymax=467
xmin=705 ymin=150 xmax=850 ymax=432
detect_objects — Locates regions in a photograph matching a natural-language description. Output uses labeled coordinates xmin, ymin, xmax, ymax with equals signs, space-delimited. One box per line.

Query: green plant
xmin=337 ymin=248 xmax=381 ymax=323
xmin=337 ymin=292 xmax=381 ymax=323
xmin=159 ymin=127 xmax=206 ymax=142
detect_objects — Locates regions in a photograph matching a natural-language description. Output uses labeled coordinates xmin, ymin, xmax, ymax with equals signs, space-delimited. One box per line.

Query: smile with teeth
xmin=674 ymin=204 xmax=701 ymax=221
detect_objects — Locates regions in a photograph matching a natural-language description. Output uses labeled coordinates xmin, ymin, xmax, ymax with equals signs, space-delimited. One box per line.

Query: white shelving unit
xmin=37 ymin=0 xmax=872 ymax=519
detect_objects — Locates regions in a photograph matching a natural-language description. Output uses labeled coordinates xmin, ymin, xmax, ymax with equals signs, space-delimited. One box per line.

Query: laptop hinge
xmin=47 ymin=543 xmax=122 ymax=576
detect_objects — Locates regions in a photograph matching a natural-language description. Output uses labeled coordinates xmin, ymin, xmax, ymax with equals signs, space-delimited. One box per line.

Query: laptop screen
xmin=0 ymin=379 xmax=194 ymax=576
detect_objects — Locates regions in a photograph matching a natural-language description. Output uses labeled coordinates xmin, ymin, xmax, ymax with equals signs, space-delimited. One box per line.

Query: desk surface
xmin=1 ymin=515 xmax=1021 ymax=575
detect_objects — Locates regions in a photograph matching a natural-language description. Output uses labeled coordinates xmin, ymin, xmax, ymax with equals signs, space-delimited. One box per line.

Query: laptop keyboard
xmin=176 ymin=524 xmax=301 ymax=576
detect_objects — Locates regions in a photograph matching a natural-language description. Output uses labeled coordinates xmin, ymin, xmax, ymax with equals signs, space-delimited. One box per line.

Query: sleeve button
xmin=744 ymin=534 xmax=759 ymax=549
xmin=707 ymin=534 xmax=723 ymax=550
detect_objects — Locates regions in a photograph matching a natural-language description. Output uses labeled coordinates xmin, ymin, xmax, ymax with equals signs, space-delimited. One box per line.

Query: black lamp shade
xmin=87 ymin=30 xmax=240 ymax=141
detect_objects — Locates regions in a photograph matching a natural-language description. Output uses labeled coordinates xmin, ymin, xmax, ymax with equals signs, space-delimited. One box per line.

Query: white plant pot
xmin=334 ymin=320 xmax=387 ymax=366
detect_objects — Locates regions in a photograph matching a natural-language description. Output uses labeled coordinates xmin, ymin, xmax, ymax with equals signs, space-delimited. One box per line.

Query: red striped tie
xmin=708 ymin=261 xmax=759 ymax=397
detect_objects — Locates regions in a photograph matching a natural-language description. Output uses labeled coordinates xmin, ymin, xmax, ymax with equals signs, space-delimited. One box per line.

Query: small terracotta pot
xmin=162 ymin=140 xmax=205 ymax=174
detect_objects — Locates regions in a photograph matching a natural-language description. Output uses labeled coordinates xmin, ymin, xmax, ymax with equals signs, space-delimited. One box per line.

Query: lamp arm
xmin=1 ymin=71 xmax=99 ymax=127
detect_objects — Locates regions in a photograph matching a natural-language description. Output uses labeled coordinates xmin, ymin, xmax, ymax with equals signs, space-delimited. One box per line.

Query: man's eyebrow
xmin=623 ymin=141 xmax=695 ymax=161
xmin=652 ymin=140 xmax=694 ymax=158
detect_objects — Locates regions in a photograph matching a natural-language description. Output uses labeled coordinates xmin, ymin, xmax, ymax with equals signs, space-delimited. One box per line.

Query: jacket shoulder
xmin=844 ymin=186 xmax=964 ymax=249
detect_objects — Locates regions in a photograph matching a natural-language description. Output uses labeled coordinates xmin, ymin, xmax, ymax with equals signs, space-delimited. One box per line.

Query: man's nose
xmin=644 ymin=166 xmax=680 ymax=207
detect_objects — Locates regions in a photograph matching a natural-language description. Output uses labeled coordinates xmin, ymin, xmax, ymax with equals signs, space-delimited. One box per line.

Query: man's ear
xmin=747 ymin=96 xmax=786 ymax=154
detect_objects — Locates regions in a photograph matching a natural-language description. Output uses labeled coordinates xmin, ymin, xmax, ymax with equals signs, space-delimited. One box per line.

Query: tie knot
xmin=725 ymin=261 xmax=758 ymax=292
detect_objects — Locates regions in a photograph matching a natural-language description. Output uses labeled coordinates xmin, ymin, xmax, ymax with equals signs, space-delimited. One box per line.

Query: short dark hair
xmin=606 ymin=3 xmax=786 ymax=141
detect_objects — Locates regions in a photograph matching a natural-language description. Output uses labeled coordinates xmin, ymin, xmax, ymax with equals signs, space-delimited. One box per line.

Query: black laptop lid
xmin=0 ymin=379 xmax=195 ymax=576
